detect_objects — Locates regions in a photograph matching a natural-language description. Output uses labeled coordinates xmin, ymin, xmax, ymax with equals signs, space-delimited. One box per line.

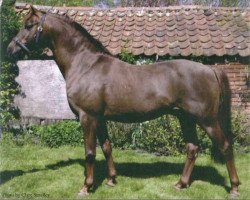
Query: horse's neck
xmin=48 ymin=16 xmax=100 ymax=78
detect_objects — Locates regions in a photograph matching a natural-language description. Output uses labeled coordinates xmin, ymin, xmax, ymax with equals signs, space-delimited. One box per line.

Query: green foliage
xmin=33 ymin=120 xmax=82 ymax=147
xmin=1 ymin=2 xmax=22 ymax=50
xmin=1 ymin=109 xmax=248 ymax=155
xmin=108 ymin=115 xmax=212 ymax=156
xmin=0 ymin=4 xmax=22 ymax=131
xmin=119 ymin=47 xmax=136 ymax=64
xmin=132 ymin=116 xmax=185 ymax=156
xmin=18 ymin=120 xmax=83 ymax=147
xmin=0 ymin=62 xmax=20 ymax=129
xmin=108 ymin=121 xmax=137 ymax=149
xmin=108 ymin=110 xmax=248 ymax=155
xmin=232 ymin=110 xmax=250 ymax=152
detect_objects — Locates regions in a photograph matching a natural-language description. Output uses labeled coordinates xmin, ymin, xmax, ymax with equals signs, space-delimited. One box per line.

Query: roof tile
xmin=17 ymin=4 xmax=250 ymax=57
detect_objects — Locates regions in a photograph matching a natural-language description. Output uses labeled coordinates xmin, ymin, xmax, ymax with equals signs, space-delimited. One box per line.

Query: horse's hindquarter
xmin=169 ymin=60 xmax=220 ymax=118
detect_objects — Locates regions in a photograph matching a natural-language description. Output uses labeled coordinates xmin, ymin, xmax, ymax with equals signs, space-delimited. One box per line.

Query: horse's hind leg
xmin=175 ymin=115 xmax=199 ymax=189
xmin=96 ymin=120 xmax=117 ymax=186
xmin=200 ymin=121 xmax=240 ymax=197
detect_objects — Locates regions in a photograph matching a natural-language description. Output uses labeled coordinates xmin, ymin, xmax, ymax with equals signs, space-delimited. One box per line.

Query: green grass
xmin=0 ymin=144 xmax=249 ymax=199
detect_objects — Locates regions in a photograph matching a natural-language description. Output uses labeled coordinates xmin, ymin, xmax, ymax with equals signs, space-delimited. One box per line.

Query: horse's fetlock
xmin=109 ymin=169 xmax=117 ymax=178
xmin=85 ymin=177 xmax=94 ymax=188
xmin=231 ymin=179 xmax=240 ymax=187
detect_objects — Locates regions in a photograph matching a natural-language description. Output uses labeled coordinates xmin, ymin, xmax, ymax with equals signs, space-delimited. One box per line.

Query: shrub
xmin=0 ymin=2 xmax=22 ymax=132
xmin=232 ymin=110 xmax=250 ymax=153
xmin=1 ymin=109 xmax=248 ymax=156
xmin=119 ymin=47 xmax=136 ymax=64
xmin=108 ymin=121 xmax=137 ymax=149
xmin=109 ymin=115 xmax=212 ymax=156
xmin=131 ymin=116 xmax=184 ymax=155
xmin=20 ymin=120 xmax=83 ymax=147
xmin=108 ymin=110 xmax=248 ymax=156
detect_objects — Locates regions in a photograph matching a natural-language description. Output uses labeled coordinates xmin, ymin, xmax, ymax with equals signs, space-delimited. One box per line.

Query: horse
xmin=7 ymin=6 xmax=240 ymax=197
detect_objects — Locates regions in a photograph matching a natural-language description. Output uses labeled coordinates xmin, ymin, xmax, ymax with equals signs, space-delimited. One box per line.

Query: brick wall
xmin=214 ymin=63 xmax=249 ymax=117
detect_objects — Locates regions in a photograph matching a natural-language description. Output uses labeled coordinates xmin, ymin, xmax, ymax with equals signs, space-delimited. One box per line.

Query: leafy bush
xmin=0 ymin=3 xmax=22 ymax=131
xmin=0 ymin=62 xmax=20 ymax=131
xmin=108 ymin=110 xmax=248 ymax=156
xmin=109 ymin=115 xmax=211 ymax=156
xmin=1 ymin=109 xmax=248 ymax=156
xmin=108 ymin=121 xmax=137 ymax=149
xmin=18 ymin=120 xmax=82 ymax=147
xmin=132 ymin=116 xmax=185 ymax=156
xmin=232 ymin=110 xmax=250 ymax=153
xmin=119 ymin=47 xmax=136 ymax=64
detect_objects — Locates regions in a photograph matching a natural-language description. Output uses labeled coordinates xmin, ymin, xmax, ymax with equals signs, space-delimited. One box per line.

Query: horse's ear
xmin=30 ymin=5 xmax=39 ymax=15
xmin=29 ymin=5 xmax=46 ymax=17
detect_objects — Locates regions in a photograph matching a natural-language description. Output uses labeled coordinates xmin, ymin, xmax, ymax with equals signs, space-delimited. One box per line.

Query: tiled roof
xmin=15 ymin=3 xmax=250 ymax=57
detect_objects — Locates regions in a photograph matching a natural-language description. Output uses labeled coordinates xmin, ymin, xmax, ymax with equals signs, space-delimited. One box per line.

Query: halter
xmin=12 ymin=13 xmax=47 ymax=54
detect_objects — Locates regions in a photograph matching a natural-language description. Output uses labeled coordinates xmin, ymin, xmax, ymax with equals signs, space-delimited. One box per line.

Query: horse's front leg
xmin=96 ymin=120 xmax=117 ymax=186
xmin=78 ymin=112 xmax=98 ymax=195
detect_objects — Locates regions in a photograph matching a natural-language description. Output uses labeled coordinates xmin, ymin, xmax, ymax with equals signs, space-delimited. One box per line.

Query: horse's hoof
xmin=106 ymin=178 xmax=116 ymax=187
xmin=174 ymin=183 xmax=183 ymax=191
xmin=77 ymin=187 xmax=89 ymax=196
xmin=174 ymin=182 xmax=188 ymax=191
xmin=230 ymin=190 xmax=240 ymax=198
xmin=77 ymin=191 xmax=89 ymax=197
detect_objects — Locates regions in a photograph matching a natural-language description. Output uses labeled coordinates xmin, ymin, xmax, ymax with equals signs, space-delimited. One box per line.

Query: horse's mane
xmin=50 ymin=13 xmax=111 ymax=55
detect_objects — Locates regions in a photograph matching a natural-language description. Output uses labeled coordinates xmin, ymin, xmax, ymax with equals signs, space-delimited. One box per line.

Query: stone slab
xmin=15 ymin=60 xmax=75 ymax=119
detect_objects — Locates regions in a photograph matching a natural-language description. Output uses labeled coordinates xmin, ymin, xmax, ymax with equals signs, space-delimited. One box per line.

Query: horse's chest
xmin=66 ymin=82 xmax=104 ymax=113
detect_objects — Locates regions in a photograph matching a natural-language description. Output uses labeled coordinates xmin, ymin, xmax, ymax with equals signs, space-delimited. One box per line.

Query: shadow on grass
xmin=0 ymin=158 xmax=230 ymax=192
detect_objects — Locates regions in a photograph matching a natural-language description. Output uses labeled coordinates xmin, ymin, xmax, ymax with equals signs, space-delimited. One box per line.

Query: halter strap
xmin=13 ymin=37 xmax=31 ymax=54
xmin=35 ymin=13 xmax=47 ymax=43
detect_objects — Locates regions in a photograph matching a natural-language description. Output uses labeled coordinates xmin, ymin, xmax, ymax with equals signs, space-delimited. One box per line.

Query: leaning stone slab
xmin=15 ymin=60 xmax=75 ymax=120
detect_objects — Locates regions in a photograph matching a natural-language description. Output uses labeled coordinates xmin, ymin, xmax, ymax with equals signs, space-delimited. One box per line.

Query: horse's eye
xmin=25 ymin=24 xmax=33 ymax=30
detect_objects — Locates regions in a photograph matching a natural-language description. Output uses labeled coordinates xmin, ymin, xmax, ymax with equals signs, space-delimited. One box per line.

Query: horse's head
xmin=7 ymin=5 xmax=47 ymax=56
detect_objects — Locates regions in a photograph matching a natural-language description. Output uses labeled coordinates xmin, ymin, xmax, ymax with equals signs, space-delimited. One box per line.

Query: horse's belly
xmin=104 ymin=107 xmax=170 ymax=123
xmin=103 ymin=96 xmax=173 ymax=123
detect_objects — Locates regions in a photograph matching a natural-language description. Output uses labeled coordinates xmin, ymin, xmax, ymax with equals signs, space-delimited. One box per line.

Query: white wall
xmin=15 ymin=60 xmax=75 ymax=119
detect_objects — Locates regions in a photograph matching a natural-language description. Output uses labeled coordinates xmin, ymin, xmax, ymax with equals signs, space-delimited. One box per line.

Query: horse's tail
xmin=211 ymin=69 xmax=233 ymax=163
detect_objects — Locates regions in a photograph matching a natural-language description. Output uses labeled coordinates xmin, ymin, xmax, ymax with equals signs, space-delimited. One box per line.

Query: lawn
xmin=0 ymin=144 xmax=249 ymax=199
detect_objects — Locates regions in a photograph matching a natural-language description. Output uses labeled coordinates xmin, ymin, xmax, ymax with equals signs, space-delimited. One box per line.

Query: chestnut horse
xmin=7 ymin=6 xmax=240 ymax=197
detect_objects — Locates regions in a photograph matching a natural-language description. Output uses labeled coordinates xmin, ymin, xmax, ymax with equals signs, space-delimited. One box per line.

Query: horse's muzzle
xmin=7 ymin=41 xmax=20 ymax=57
xmin=7 ymin=38 xmax=31 ymax=57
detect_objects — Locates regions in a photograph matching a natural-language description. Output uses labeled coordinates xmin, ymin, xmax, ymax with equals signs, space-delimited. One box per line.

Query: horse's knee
xmin=86 ymin=151 xmax=96 ymax=163
xmin=186 ymin=143 xmax=199 ymax=160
